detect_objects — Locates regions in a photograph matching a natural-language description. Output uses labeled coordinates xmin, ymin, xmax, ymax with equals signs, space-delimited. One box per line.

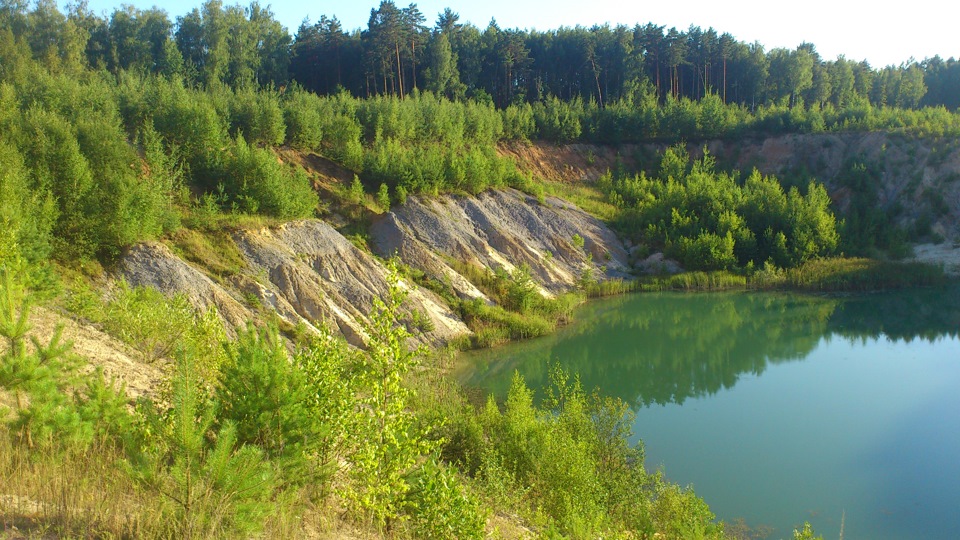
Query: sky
xmin=69 ymin=0 xmax=958 ymax=68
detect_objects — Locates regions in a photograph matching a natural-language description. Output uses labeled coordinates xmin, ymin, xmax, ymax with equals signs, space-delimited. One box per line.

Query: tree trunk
xmin=395 ymin=42 xmax=404 ymax=97
xmin=591 ymin=56 xmax=604 ymax=108
xmin=410 ymin=39 xmax=418 ymax=90
xmin=723 ymin=58 xmax=727 ymax=103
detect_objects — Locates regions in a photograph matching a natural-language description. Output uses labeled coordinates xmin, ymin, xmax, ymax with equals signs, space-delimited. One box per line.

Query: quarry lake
xmin=457 ymin=286 xmax=960 ymax=539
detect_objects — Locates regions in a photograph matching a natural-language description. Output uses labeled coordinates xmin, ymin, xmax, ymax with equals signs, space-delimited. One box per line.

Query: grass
xmin=639 ymin=271 xmax=748 ymax=291
xmin=773 ymin=257 xmax=948 ymax=291
xmin=440 ymin=260 xmax=585 ymax=349
xmin=165 ymin=227 xmax=247 ymax=279
xmin=583 ymin=278 xmax=640 ymax=297
xmin=541 ymin=179 xmax=619 ymax=221
xmin=0 ymin=432 xmax=159 ymax=538
xmin=636 ymin=258 xmax=948 ymax=293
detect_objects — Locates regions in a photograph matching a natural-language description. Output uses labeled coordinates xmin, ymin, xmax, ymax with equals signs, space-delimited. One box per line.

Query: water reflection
xmin=827 ymin=286 xmax=960 ymax=342
xmin=458 ymin=285 xmax=960 ymax=408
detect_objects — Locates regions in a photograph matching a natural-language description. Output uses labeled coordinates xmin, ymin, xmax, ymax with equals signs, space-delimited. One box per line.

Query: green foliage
xmin=281 ymin=86 xmax=323 ymax=150
xmin=406 ymin=460 xmax=485 ymax=539
xmin=217 ymin=324 xmax=322 ymax=487
xmin=377 ymin=182 xmax=391 ymax=212
xmin=571 ymin=233 xmax=585 ymax=251
xmin=77 ymin=281 xmax=226 ymax=393
xmin=139 ymin=351 xmax=276 ymax=539
xmin=99 ymin=282 xmax=202 ymax=364
xmin=0 ymin=140 xmax=56 ymax=266
xmin=835 ymin=158 xmax=908 ymax=257
xmin=296 ymin=327 xmax=359 ymax=494
xmin=217 ymin=134 xmax=317 ymax=219
xmin=348 ymin=174 xmax=365 ymax=205
xmin=792 ymin=522 xmax=824 ymax=540
xmin=0 ymin=267 xmax=130 ymax=450
xmin=448 ymin=262 xmax=581 ymax=348
xmin=344 ymin=269 xmax=437 ymax=526
xmin=534 ymin=96 xmax=583 ymax=143
xmin=609 ymin=146 xmax=838 ymax=271
xmin=442 ymin=366 xmax=723 ymax=538
xmin=227 ymin=86 xmax=285 ymax=146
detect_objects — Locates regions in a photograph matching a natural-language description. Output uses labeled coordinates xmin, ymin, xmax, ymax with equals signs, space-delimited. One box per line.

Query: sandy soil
xmin=23 ymin=307 xmax=165 ymax=401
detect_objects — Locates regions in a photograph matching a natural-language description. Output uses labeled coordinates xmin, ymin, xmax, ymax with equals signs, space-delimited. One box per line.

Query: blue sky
xmin=69 ymin=0 xmax=958 ymax=68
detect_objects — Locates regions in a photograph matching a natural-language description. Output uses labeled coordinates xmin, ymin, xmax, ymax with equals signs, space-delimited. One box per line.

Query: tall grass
xmin=774 ymin=258 xmax=948 ymax=291
xmin=0 ymin=431 xmax=163 ymax=537
xmin=635 ymin=258 xmax=947 ymax=293
xmin=639 ymin=271 xmax=748 ymax=291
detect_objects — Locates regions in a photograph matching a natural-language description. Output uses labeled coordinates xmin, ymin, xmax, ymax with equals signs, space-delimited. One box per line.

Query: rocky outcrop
xmin=122 ymin=221 xmax=468 ymax=348
xmin=230 ymin=220 xmax=467 ymax=347
xmin=121 ymin=242 xmax=255 ymax=334
xmin=120 ymin=189 xmax=635 ymax=348
xmin=370 ymin=188 xmax=631 ymax=296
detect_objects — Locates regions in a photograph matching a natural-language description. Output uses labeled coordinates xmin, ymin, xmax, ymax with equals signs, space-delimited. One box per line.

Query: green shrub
xmin=282 ymin=87 xmax=323 ymax=150
xmin=406 ymin=460 xmax=485 ymax=539
xmin=137 ymin=351 xmax=277 ymax=539
xmin=219 ymin=135 xmax=316 ymax=219
xmin=217 ymin=325 xmax=322 ymax=487
xmin=227 ymin=86 xmax=285 ymax=146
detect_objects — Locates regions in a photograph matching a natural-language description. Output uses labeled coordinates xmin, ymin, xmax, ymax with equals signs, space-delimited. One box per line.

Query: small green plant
xmin=349 ymin=174 xmax=366 ymax=205
xmin=377 ymin=182 xmax=391 ymax=212
xmin=409 ymin=309 xmax=436 ymax=333
xmin=792 ymin=522 xmax=824 ymax=540
xmin=138 ymin=351 xmax=276 ymax=540
xmin=344 ymin=267 xmax=436 ymax=527
xmin=395 ymin=184 xmax=409 ymax=206
xmin=571 ymin=233 xmax=585 ymax=251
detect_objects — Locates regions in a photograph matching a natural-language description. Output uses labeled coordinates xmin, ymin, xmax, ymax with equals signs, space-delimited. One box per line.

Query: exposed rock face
xmin=706 ymin=133 xmax=960 ymax=241
xmin=120 ymin=189 xmax=635 ymax=347
xmin=370 ymin=188 xmax=631 ymax=296
xmin=122 ymin=222 xmax=468 ymax=348
xmin=505 ymin=135 xmax=960 ymax=242
xmin=121 ymin=242 xmax=255 ymax=334
xmin=230 ymin=220 xmax=467 ymax=347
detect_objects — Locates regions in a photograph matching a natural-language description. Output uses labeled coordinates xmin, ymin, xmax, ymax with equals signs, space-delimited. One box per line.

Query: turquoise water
xmin=457 ymin=287 xmax=960 ymax=539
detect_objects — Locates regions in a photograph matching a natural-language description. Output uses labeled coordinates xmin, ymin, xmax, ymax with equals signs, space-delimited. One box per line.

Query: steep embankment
xmin=505 ymin=135 xmax=960 ymax=238
xmin=118 ymin=190 xmax=631 ymax=351
xmin=122 ymin=220 xmax=469 ymax=348
xmin=505 ymin=134 xmax=960 ymax=273
xmin=370 ymin=188 xmax=631 ymax=297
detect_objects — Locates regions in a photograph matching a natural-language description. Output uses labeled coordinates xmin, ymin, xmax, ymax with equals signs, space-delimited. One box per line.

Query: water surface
xmin=457 ymin=287 xmax=960 ymax=539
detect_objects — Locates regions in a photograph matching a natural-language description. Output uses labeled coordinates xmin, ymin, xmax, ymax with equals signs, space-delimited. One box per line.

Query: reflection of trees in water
xmin=827 ymin=285 xmax=960 ymax=343
xmin=461 ymin=285 xmax=960 ymax=409
xmin=463 ymin=292 xmax=838 ymax=408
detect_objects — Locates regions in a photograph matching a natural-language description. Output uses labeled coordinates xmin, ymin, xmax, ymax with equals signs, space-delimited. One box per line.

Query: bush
xmin=282 ymin=87 xmax=323 ymax=150
xmin=219 ymin=135 xmax=316 ymax=219
xmin=217 ymin=325 xmax=322 ymax=487
xmin=227 ymin=86 xmax=285 ymax=146
xmin=609 ymin=146 xmax=838 ymax=271
xmin=451 ymin=367 xmax=694 ymax=538
xmin=137 ymin=351 xmax=277 ymax=539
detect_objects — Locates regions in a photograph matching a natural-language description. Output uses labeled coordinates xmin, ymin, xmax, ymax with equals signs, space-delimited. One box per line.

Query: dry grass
xmin=0 ymin=428 xmax=398 ymax=540
xmin=0 ymin=432 xmax=163 ymax=538
xmin=165 ymin=227 xmax=247 ymax=279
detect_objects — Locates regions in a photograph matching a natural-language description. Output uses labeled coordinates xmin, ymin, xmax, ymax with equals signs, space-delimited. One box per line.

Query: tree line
xmin=294 ymin=1 xmax=959 ymax=111
xmin=3 ymin=0 xmax=958 ymax=111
